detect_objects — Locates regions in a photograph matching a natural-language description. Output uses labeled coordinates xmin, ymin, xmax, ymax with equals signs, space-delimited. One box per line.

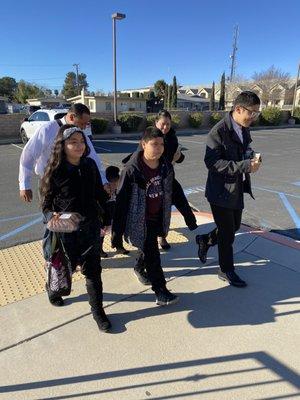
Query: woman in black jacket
xmin=40 ymin=124 xmax=111 ymax=333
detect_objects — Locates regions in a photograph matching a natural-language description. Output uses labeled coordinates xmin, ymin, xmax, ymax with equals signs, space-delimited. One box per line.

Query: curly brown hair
xmin=39 ymin=124 xmax=90 ymax=205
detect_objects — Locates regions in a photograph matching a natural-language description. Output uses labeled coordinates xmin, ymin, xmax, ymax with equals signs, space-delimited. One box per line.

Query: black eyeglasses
xmin=242 ymin=107 xmax=260 ymax=118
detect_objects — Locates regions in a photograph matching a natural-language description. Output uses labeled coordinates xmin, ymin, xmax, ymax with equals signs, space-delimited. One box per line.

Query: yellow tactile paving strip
xmin=0 ymin=229 xmax=187 ymax=307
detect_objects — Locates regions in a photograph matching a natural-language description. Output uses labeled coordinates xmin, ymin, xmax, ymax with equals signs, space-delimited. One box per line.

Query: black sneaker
xmin=46 ymin=283 xmax=64 ymax=307
xmin=115 ymin=246 xmax=130 ymax=255
xmin=158 ymin=237 xmax=171 ymax=250
xmin=100 ymin=250 xmax=108 ymax=258
xmin=93 ymin=308 xmax=112 ymax=332
xmin=155 ymin=288 xmax=179 ymax=306
xmin=195 ymin=234 xmax=209 ymax=264
xmin=49 ymin=297 xmax=64 ymax=307
xmin=134 ymin=268 xmax=151 ymax=286
xmin=218 ymin=269 xmax=247 ymax=287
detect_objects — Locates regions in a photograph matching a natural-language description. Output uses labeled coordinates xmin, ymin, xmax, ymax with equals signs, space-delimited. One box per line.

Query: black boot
xmin=86 ymin=276 xmax=111 ymax=332
xmin=92 ymin=308 xmax=111 ymax=332
xmin=45 ymin=283 xmax=64 ymax=307
xmin=99 ymin=236 xmax=108 ymax=258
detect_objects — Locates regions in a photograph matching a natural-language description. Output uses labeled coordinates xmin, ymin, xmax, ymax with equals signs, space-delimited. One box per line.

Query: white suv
xmin=19 ymin=109 xmax=92 ymax=143
xmin=20 ymin=109 xmax=68 ymax=143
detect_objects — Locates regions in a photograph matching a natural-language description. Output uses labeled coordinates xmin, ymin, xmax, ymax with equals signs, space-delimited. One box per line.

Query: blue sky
xmin=0 ymin=0 xmax=299 ymax=93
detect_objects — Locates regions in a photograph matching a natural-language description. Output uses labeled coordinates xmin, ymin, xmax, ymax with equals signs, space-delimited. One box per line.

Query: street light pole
xmin=111 ymin=12 xmax=126 ymax=129
xmin=291 ymin=61 xmax=300 ymax=117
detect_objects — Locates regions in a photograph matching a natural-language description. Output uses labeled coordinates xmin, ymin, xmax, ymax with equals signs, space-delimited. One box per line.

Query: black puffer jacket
xmin=112 ymin=151 xmax=175 ymax=249
xmin=42 ymin=157 xmax=108 ymax=221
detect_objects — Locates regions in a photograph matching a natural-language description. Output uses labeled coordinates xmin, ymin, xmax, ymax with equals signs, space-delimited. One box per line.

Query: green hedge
xmin=189 ymin=112 xmax=203 ymax=128
xmin=146 ymin=114 xmax=156 ymax=127
xmin=118 ymin=114 xmax=144 ymax=132
xmin=171 ymin=114 xmax=180 ymax=129
xmin=260 ymin=107 xmax=282 ymax=126
xmin=209 ymin=112 xmax=223 ymax=126
xmin=90 ymin=118 xmax=108 ymax=135
xmin=293 ymin=107 xmax=300 ymax=124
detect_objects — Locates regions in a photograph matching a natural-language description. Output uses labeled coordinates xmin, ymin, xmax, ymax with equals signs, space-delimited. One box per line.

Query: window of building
xmin=105 ymin=102 xmax=111 ymax=111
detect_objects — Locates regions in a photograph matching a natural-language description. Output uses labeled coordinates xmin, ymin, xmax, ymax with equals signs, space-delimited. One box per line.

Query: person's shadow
xmin=66 ymin=224 xmax=300 ymax=334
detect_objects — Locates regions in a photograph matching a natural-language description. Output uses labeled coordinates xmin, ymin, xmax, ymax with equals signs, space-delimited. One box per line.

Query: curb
xmin=1 ymin=124 xmax=299 ymax=145
xmin=180 ymin=210 xmax=300 ymax=250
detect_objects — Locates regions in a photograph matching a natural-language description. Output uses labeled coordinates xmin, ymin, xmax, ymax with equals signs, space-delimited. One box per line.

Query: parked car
xmin=19 ymin=109 xmax=93 ymax=143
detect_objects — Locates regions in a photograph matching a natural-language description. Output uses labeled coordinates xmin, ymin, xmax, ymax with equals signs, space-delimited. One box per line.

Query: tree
xmin=154 ymin=79 xmax=167 ymax=99
xmin=78 ymin=73 xmax=88 ymax=92
xmin=210 ymin=81 xmax=215 ymax=111
xmin=62 ymin=72 xmax=77 ymax=98
xmin=252 ymin=65 xmax=290 ymax=105
xmin=43 ymin=88 xmax=52 ymax=97
xmin=168 ymin=85 xmax=173 ymax=109
xmin=62 ymin=71 xmax=89 ymax=98
xmin=164 ymin=84 xmax=169 ymax=108
xmin=219 ymin=73 xmax=226 ymax=110
xmin=54 ymin=89 xmax=59 ymax=97
xmin=171 ymin=75 xmax=178 ymax=108
xmin=0 ymin=76 xmax=18 ymax=100
xmin=14 ymin=80 xmax=45 ymax=103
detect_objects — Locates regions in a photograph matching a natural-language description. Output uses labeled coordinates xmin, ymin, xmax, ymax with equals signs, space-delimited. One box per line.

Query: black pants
xmin=48 ymin=221 xmax=103 ymax=314
xmin=172 ymin=178 xmax=196 ymax=229
xmin=204 ymin=204 xmax=242 ymax=272
xmin=136 ymin=220 xmax=166 ymax=293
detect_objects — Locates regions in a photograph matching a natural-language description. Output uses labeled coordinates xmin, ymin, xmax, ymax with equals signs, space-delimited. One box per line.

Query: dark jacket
xmin=42 ymin=157 xmax=108 ymax=222
xmin=204 ymin=112 xmax=254 ymax=210
xmin=111 ymin=151 xmax=175 ymax=249
xmin=122 ymin=128 xmax=185 ymax=165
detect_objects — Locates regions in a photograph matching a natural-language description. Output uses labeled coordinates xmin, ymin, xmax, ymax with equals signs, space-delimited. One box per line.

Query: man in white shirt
xmin=19 ymin=103 xmax=109 ymax=202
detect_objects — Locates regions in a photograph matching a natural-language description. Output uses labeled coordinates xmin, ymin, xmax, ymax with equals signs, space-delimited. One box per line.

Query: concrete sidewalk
xmin=0 ymin=212 xmax=300 ymax=400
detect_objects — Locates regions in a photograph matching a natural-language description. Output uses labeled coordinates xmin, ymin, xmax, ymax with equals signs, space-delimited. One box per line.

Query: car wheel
xmin=20 ymin=129 xmax=28 ymax=144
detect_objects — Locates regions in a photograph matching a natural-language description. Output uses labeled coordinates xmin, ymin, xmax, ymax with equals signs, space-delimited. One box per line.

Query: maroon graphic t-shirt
xmin=139 ymin=157 xmax=163 ymax=221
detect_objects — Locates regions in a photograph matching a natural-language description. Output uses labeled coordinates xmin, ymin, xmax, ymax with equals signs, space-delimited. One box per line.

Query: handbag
xmin=47 ymin=212 xmax=83 ymax=233
xmin=45 ymin=233 xmax=72 ymax=297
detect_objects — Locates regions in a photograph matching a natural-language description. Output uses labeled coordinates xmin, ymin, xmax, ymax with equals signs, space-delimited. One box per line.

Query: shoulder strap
xmin=56 ymin=119 xmax=63 ymax=127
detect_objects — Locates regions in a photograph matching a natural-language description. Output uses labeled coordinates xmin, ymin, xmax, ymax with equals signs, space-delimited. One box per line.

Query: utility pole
xmin=291 ymin=61 xmax=300 ymax=117
xmin=111 ymin=12 xmax=126 ymax=128
xmin=73 ymin=63 xmax=80 ymax=95
xmin=229 ymin=25 xmax=239 ymax=82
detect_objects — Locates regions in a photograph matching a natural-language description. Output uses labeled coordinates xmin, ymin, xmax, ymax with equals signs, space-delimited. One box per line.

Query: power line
xmin=21 ymin=77 xmax=65 ymax=81
xmin=0 ymin=64 xmax=71 ymax=67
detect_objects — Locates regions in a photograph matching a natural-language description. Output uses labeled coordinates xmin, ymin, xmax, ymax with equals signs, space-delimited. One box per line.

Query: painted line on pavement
xmin=0 ymin=217 xmax=42 ymax=242
xmin=93 ymin=145 xmax=112 ymax=152
xmin=94 ymin=139 xmax=140 ymax=145
xmin=11 ymin=144 xmax=24 ymax=150
xmin=278 ymin=193 xmax=300 ymax=234
xmin=0 ymin=213 xmax=41 ymax=223
xmin=253 ymin=186 xmax=300 ymax=200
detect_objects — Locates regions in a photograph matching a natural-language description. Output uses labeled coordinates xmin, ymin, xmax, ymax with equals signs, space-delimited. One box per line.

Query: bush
xmin=293 ymin=107 xmax=300 ymax=124
xmin=146 ymin=114 xmax=156 ymax=127
xmin=189 ymin=112 xmax=203 ymax=128
xmin=209 ymin=112 xmax=223 ymax=126
xmin=90 ymin=118 xmax=108 ymax=135
xmin=118 ymin=114 xmax=144 ymax=132
xmin=171 ymin=113 xmax=180 ymax=129
xmin=260 ymin=107 xmax=282 ymax=126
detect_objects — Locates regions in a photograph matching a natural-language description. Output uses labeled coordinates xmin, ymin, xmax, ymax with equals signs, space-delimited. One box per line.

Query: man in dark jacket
xmin=196 ymin=91 xmax=261 ymax=287
xmin=112 ymin=127 xmax=182 ymax=305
